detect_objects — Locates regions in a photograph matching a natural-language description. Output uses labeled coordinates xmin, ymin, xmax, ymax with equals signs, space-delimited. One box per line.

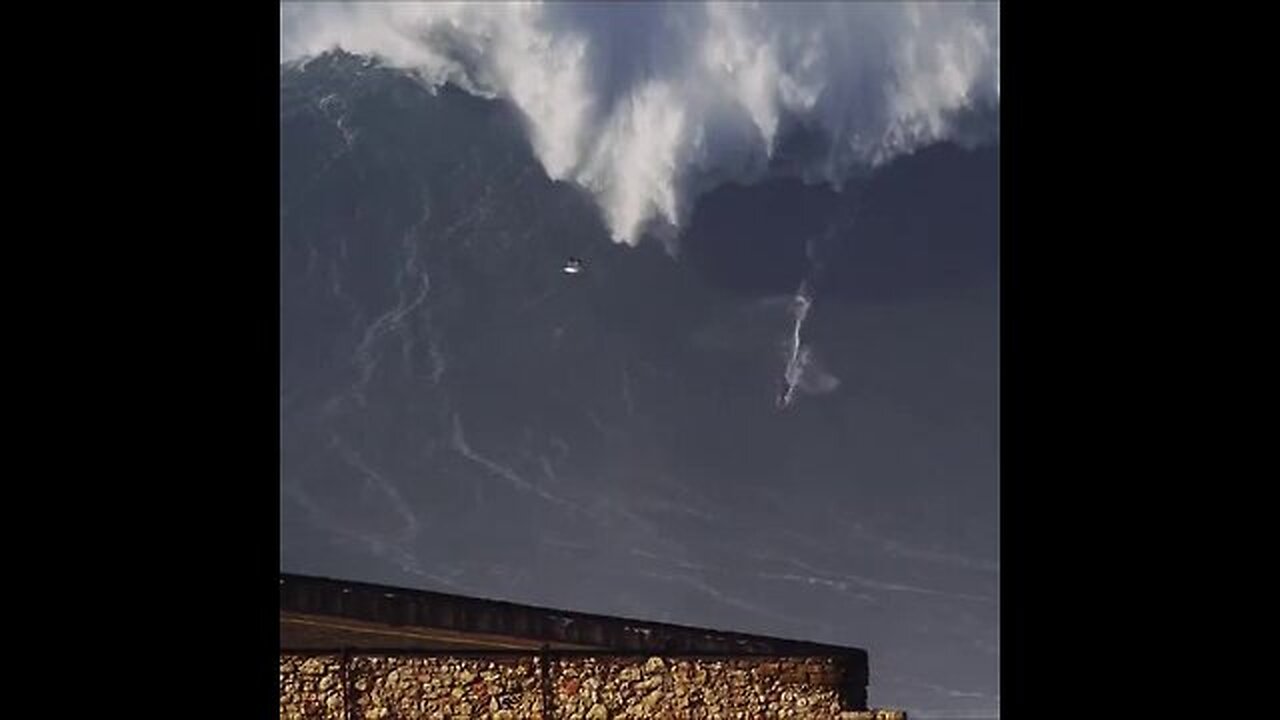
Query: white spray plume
xmin=777 ymin=280 xmax=838 ymax=410
xmin=281 ymin=1 xmax=999 ymax=246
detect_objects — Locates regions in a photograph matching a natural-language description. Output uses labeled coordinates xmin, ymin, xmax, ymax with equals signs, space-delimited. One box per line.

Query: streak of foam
xmin=745 ymin=543 xmax=995 ymax=604
xmin=635 ymin=568 xmax=801 ymax=629
xmin=283 ymin=481 xmax=461 ymax=589
xmin=450 ymin=414 xmax=578 ymax=510
xmin=352 ymin=204 xmax=434 ymax=404
xmin=329 ymin=433 xmax=421 ymax=544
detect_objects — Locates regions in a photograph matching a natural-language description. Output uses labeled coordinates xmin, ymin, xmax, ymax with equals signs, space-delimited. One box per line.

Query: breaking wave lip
xmin=281 ymin=1 xmax=999 ymax=246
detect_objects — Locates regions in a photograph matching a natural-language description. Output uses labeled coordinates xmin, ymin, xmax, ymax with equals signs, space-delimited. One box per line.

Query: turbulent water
xmin=280 ymin=2 xmax=999 ymax=245
xmin=280 ymin=51 xmax=999 ymax=718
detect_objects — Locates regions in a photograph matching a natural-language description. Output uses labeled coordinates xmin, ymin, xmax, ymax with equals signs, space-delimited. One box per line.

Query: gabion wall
xmin=280 ymin=652 xmax=905 ymax=719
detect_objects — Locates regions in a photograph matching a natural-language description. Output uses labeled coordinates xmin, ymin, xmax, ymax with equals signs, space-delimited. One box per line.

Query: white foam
xmin=281 ymin=1 xmax=999 ymax=246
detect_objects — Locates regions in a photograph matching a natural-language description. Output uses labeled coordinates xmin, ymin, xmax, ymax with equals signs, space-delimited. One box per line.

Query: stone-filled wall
xmin=280 ymin=653 xmax=905 ymax=720
xmin=281 ymin=655 xmax=543 ymax=719
xmin=282 ymin=654 xmax=349 ymax=718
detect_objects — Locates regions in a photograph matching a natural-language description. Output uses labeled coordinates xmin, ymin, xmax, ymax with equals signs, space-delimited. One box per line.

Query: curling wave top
xmin=281 ymin=1 xmax=1000 ymax=246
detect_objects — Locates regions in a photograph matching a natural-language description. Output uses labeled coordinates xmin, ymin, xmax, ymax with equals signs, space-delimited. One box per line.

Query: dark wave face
xmin=280 ymin=51 xmax=999 ymax=718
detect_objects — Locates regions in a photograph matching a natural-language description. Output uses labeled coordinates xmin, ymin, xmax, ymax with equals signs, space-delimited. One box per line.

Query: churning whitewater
xmin=281 ymin=1 xmax=999 ymax=246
